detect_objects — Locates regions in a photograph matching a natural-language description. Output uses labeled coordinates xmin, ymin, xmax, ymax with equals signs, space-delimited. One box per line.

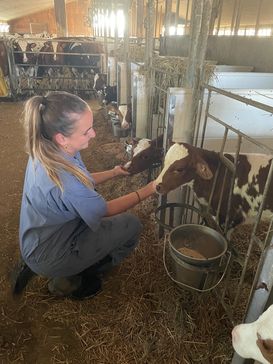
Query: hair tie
xmin=39 ymin=96 xmax=47 ymax=112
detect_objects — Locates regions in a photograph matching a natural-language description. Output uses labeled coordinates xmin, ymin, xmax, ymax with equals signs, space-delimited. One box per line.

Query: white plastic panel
xmin=210 ymin=72 xmax=273 ymax=89
xmin=117 ymin=62 xmax=127 ymax=105
xmin=132 ymin=71 xmax=147 ymax=138
xmin=108 ymin=56 xmax=116 ymax=86
xmin=201 ymin=89 xmax=273 ymax=153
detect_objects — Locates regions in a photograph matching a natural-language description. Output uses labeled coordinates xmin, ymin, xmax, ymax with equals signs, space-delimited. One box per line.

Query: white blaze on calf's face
xmin=123 ymin=138 xmax=151 ymax=169
xmin=156 ymin=143 xmax=189 ymax=184
xmin=232 ymin=304 xmax=273 ymax=364
xmin=132 ymin=139 xmax=151 ymax=157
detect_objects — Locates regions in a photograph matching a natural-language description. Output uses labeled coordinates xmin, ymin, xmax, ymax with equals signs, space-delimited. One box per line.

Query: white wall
xmin=167 ymin=72 xmax=273 ymax=153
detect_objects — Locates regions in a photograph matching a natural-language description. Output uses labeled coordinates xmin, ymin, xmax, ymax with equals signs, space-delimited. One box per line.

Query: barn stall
xmin=1 ymin=0 xmax=273 ymax=363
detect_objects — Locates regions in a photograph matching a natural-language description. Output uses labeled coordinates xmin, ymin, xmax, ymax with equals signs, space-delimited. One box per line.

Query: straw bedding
xmin=0 ymin=98 xmax=255 ymax=364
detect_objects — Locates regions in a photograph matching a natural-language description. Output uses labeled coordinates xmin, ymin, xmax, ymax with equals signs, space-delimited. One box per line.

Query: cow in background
xmin=62 ymin=39 xmax=104 ymax=74
xmin=94 ymin=73 xmax=107 ymax=93
xmin=103 ymin=85 xmax=117 ymax=104
xmin=37 ymin=41 xmax=55 ymax=77
xmin=155 ymin=142 xmax=273 ymax=229
xmin=232 ymin=304 xmax=273 ymax=364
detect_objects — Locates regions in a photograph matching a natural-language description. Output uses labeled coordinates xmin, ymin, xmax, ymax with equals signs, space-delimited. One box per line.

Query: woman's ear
xmin=54 ymin=133 xmax=67 ymax=147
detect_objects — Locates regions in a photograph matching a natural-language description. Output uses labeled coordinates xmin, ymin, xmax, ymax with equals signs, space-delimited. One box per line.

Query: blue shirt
xmin=19 ymin=152 xmax=107 ymax=265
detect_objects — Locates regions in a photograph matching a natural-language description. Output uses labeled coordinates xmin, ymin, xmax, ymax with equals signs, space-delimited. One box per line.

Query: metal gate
xmin=1 ymin=36 xmax=106 ymax=98
xmin=159 ymin=83 xmax=273 ymax=327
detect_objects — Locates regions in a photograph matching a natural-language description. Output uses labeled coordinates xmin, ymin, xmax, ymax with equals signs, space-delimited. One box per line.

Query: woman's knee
xmin=124 ymin=212 xmax=142 ymax=236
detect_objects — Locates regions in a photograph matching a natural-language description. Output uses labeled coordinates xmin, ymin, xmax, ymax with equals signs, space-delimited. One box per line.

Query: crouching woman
xmin=17 ymin=91 xmax=156 ymax=299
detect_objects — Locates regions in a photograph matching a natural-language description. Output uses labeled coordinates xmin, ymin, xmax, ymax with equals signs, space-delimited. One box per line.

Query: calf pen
xmin=0 ymin=36 xmax=106 ymax=98
xmin=157 ymin=84 xmax=273 ymax=336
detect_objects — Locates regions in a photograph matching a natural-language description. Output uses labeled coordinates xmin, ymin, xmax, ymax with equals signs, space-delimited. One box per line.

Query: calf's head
xmin=232 ymin=304 xmax=273 ymax=364
xmin=123 ymin=138 xmax=163 ymax=175
xmin=156 ymin=143 xmax=213 ymax=194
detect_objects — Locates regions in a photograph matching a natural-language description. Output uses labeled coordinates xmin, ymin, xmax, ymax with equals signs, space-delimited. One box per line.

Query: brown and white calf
xmin=106 ymin=102 xmax=132 ymax=129
xmin=123 ymin=134 xmax=164 ymax=175
xmin=155 ymin=143 xmax=273 ymax=229
xmin=232 ymin=304 xmax=273 ymax=364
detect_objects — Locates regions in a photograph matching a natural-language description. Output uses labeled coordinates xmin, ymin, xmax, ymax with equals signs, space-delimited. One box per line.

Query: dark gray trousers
xmin=48 ymin=212 xmax=142 ymax=295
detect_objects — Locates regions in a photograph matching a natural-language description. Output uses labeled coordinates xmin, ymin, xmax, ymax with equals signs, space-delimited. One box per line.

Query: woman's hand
xmin=146 ymin=180 xmax=157 ymax=194
xmin=112 ymin=165 xmax=130 ymax=177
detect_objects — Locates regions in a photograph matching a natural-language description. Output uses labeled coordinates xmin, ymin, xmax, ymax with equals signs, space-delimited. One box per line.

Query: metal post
xmin=145 ymin=0 xmax=155 ymax=137
xmin=255 ymin=0 xmax=263 ymax=36
xmin=185 ymin=0 xmax=213 ymax=144
xmin=175 ymin=0 xmax=180 ymax=35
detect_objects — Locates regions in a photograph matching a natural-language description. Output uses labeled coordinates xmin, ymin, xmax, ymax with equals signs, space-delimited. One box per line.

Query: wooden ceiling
xmin=1 ymin=0 xmax=273 ymax=27
xmin=0 ymin=0 xmax=74 ymax=22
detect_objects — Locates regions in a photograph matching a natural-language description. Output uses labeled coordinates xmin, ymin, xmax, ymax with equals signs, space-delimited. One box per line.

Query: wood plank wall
xmin=9 ymin=0 xmax=92 ymax=36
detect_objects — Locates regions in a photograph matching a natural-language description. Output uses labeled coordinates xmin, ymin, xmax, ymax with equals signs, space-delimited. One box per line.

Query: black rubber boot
xmin=11 ymin=258 xmax=37 ymax=295
xmin=68 ymin=256 xmax=112 ymax=300
xmin=70 ymin=273 xmax=102 ymax=300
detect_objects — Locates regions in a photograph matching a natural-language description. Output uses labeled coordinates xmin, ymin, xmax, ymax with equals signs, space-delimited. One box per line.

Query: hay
xmin=114 ymin=43 xmax=145 ymax=63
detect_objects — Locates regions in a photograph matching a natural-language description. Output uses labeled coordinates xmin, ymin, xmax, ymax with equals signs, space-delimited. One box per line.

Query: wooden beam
xmin=54 ymin=0 xmax=67 ymax=37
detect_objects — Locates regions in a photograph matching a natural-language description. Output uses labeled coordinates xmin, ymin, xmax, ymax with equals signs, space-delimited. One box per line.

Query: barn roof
xmin=0 ymin=0 xmax=73 ymax=22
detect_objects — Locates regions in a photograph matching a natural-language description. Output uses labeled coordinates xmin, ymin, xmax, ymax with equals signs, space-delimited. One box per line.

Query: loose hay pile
xmin=0 ymin=99 xmax=249 ymax=363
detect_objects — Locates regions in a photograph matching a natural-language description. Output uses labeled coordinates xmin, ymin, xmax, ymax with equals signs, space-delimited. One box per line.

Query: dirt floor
xmin=0 ymin=98 xmax=235 ymax=363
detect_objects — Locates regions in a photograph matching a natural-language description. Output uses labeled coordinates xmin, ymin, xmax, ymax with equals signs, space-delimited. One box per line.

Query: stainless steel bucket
xmin=112 ymin=121 xmax=130 ymax=138
xmin=167 ymin=224 xmax=229 ymax=292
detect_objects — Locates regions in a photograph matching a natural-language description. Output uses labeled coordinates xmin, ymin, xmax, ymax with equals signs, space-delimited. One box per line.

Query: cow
xmin=120 ymin=103 xmax=132 ymax=129
xmin=232 ymin=304 xmax=273 ymax=364
xmin=103 ymin=85 xmax=117 ymax=105
xmin=122 ymin=134 xmax=164 ymax=174
xmin=94 ymin=73 xmax=107 ymax=92
xmin=37 ymin=41 xmax=55 ymax=77
xmin=61 ymin=39 xmax=104 ymax=73
xmin=155 ymin=143 xmax=273 ymax=229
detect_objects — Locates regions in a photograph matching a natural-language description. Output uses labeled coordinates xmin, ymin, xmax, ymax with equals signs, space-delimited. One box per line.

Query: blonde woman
xmin=16 ymin=91 xmax=156 ymax=299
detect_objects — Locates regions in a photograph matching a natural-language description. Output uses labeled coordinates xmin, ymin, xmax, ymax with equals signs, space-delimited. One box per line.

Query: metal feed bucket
xmin=165 ymin=224 xmax=230 ymax=292
xmin=112 ymin=121 xmax=130 ymax=138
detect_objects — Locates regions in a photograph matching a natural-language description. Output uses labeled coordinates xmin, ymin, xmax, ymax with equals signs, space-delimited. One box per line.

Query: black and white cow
xmin=155 ymin=143 xmax=273 ymax=229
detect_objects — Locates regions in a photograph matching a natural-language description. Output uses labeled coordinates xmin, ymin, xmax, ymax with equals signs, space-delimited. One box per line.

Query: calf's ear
xmin=196 ymin=162 xmax=213 ymax=180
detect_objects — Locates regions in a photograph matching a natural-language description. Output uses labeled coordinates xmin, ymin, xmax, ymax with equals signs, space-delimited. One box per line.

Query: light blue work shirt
xmin=19 ymin=152 xmax=107 ymax=267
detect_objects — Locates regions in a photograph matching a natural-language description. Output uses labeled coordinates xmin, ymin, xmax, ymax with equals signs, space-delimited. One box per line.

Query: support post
xmin=54 ymin=0 xmax=68 ymax=37
xmin=183 ymin=0 xmax=213 ymax=144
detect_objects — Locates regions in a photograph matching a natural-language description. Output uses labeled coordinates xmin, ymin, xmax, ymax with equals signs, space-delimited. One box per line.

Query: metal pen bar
xmin=207 ymin=113 xmax=273 ymax=155
xmin=13 ymin=51 xmax=104 ymax=57
xmin=205 ymin=84 xmax=273 ymax=114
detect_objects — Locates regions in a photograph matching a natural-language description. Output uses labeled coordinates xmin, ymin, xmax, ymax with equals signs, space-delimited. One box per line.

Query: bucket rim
xmin=169 ymin=223 xmax=228 ymax=264
xmin=155 ymin=203 xmax=206 ymax=230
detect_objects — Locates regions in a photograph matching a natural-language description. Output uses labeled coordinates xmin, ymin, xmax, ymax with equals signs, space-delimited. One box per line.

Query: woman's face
xmin=63 ymin=108 xmax=96 ymax=155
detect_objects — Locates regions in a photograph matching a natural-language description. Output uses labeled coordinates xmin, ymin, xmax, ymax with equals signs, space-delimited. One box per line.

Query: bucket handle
xmin=163 ymin=233 xmax=232 ymax=293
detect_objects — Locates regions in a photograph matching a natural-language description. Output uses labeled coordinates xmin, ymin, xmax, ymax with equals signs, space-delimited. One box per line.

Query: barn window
xmin=92 ymin=9 xmax=125 ymax=37
xmin=0 ymin=22 xmax=9 ymax=33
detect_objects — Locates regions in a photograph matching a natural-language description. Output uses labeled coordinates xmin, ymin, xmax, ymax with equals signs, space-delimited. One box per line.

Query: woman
xmin=17 ymin=91 xmax=156 ymax=300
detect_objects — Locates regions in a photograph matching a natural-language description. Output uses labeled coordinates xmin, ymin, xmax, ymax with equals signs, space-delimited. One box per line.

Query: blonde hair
xmin=22 ymin=91 xmax=93 ymax=191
